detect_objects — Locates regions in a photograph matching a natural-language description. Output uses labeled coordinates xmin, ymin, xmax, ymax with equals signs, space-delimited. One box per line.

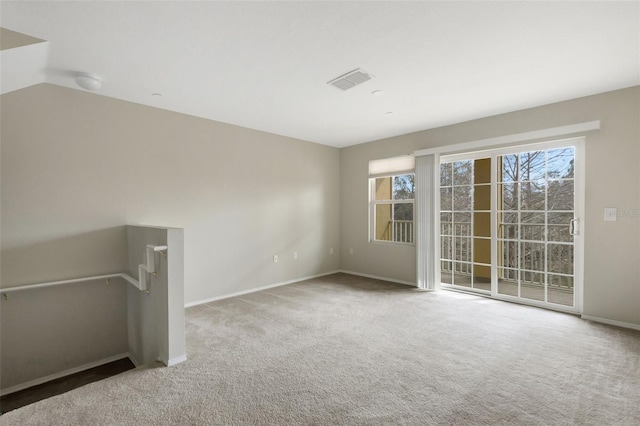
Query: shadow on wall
xmin=1 ymin=226 xmax=128 ymax=288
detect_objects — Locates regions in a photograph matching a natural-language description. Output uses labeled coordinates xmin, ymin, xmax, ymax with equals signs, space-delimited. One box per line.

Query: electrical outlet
xmin=273 ymin=255 xmax=278 ymax=263
xmin=349 ymin=248 xmax=354 ymax=255
xmin=293 ymin=251 xmax=298 ymax=260
xmin=329 ymin=248 xmax=334 ymax=255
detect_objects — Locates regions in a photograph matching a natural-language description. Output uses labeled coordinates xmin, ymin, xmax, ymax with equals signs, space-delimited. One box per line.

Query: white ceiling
xmin=1 ymin=1 xmax=638 ymax=148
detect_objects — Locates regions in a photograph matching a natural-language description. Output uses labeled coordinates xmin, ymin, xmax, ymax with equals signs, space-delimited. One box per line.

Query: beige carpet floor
xmin=1 ymin=273 xmax=639 ymax=425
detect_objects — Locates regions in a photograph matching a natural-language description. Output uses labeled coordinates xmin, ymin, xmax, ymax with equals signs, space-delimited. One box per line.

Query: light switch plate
xmin=604 ymin=208 xmax=617 ymax=222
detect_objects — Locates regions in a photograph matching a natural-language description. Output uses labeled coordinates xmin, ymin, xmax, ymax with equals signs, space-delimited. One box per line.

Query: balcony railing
xmin=440 ymin=221 xmax=573 ymax=290
xmin=393 ymin=220 xmax=414 ymax=243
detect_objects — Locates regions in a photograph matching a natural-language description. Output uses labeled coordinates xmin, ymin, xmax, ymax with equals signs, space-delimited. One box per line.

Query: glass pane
xmin=548 ymin=244 xmax=574 ymax=275
xmin=547 ymin=180 xmax=573 ymax=210
xmin=501 ymin=212 xmax=518 ymax=224
xmin=497 ymin=268 xmax=518 ymax=296
xmin=520 ymin=212 xmax=545 ymax=241
xmin=393 ymin=204 xmax=413 ymax=243
xmin=548 ymin=148 xmax=574 ymax=179
xmin=455 ymin=237 xmax=472 ymax=263
xmin=548 ymin=275 xmax=574 ymax=306
xmin=519 ymin=151 xmax=546 ymax=182
xmin=453 ymin=186 xmax=472 ymax=211
xmin=454 ymin=211 xmax=471 ymax=224
xmin=473 ymin=212 xmax=491 ymax=237
xmin=441 ymin=261 xmax=453 ymax=284
xmin=500 ymin=240 xmax=518 ymax=268
xmin=454 ymin=224 xmax=472 ymax=237
xmin=474 ymin=158 xmax=491 ymax=184
xmin=375 ymin=204 xmax=392 ymax=241
xmin=441 ymin=222 xmax=452 ymax=236
xmin=498 ymin=212 xmax=518 ymax=240
xmin=499 ymin=183 xmax=517 ymax=210
xmin=375 ymin=177 xmax=392 ymax=201
xmin=521 ymin=271 xmax=545 ymax=301
xmin=453 ymin=160 xmax=473 ymax=185
xmin=520 ymin=242 xmax=545 ymax=272
xmin=499 ymin=223 xmax=518 ymax=240
xmin=441 ymin=212 xmax=452 ymax=236
xmin=441 ymin=236 xmax=452 ymax=260
xmin=474 ymin=185 xmax=491 ymax=211
xmin=453 ymin=262 xmax=472 ymax=287
xmin=440 ymin=187 xmax=452 ymax=211
xmin=473 ymin=238 xmax=490 ymax=265
xmin=500 ymin=155 xmax=518 ymax=183
xmin=440 ymin=163 xmax=453 ymax=186
xmin=454 ymin=212 xmax=471 ymax=237
xmin=393 ymin=203 xmax=413 ymax=221
xmin=520 ymin=181 xmax=545 ymax=210
xmin=393 ymin=175 xmax=415 ymax=200
xmin=473 ymin=264 xmax=491 ymax=291
xmin=548 ymin=212 xmax=573 ymax=242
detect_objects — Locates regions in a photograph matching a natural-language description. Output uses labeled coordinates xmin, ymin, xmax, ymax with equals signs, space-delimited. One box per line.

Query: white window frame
xmin=369 ymin=173 xmax=416 ymax=245
xmin=438 ymin=138 xmax=584 ymax=314
xmin=415 ymin=121 xmax=597 ymax=296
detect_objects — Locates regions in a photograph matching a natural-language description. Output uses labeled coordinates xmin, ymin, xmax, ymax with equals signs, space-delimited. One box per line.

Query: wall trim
xmin=185 ymin=270 xmax=342 ymax=308
xmin=339 ymin=270 xmax=417 ymax=287
xmin=581 ymin=315 xmax=640 ymax=331
xmin=128 ymin=352 xmax=142 ymax=368
xmin=166 ymin=354 xmax=188 ymax=367
xmin=0 ymin=352 xmax=133 ymax=396
xmin=414 ymin=120 xmax=600 ymax=157
xmin=157 ymin=353 xmax=187 ymax=367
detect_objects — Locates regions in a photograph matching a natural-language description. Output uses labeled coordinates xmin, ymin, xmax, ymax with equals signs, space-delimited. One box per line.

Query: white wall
xmin=0 ymin=224 xmax=185 ymax=393
xmin=0 ymin=278 xmax=128 ymax=392
xmin=340 ymin=86 xmax=640 ymax=326
xmin=2 ymin=83 xmax=637 ymax=330
xmin=0 ymin=83 xmax=341 ymax=305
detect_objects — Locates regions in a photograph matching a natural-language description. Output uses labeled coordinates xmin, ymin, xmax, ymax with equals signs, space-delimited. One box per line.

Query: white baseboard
xmin=1 ymin=352 xmax=133 ymax=396
xmin=128 ymin=353 xmax=142 ymax=368
xmin=166 ymin=354 xmax=188 ymax=367
xmin=185 ymin=270 xmax=342 ymax=308
xmin=581 ymin=314 xmax=640 ymax=331
xmin=339 ymin=270 xmax=417 ymax=287
xmin=157 ymin=352 xmax=187 ymax=367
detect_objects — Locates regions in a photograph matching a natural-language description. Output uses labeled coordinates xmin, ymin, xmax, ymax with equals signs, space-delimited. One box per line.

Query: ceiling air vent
xmin=327 ymin=68 xmax=373 ymax=91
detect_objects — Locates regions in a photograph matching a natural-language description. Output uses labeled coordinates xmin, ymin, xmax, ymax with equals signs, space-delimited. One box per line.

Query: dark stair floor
xmin=1 ymin=357 xmax=135 ymax=414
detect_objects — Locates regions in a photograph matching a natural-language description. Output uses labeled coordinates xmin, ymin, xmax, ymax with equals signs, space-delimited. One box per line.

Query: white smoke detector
xmin=327 ymin=68 xmax=373 ymax=91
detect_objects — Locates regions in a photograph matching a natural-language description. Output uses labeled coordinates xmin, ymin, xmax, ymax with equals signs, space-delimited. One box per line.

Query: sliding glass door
xmin=439 ymin=139 xmax=583 ymax=312
xmin=440 ymin=157 xmax=492 ymax=291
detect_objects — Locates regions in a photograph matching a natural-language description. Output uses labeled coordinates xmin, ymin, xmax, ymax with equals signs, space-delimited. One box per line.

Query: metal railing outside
xmin=440 ymin=221 xmax=573 ymax=290
xmin=393 ymin=220 xmax=414 ymax=243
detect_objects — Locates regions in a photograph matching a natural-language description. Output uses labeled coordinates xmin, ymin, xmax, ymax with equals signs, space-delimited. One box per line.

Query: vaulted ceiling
xmin=1 ymin=1 xmax=638 ymax=147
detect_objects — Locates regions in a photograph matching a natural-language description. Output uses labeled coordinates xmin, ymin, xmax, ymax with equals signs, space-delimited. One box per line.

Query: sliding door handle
xmin=569 ymin=218 xmax=579 ymax=236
